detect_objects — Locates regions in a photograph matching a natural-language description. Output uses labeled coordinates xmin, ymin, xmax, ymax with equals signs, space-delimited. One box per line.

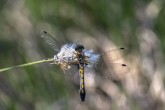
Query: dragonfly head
xmin=75 ymin=45 xmax=84 ymax=53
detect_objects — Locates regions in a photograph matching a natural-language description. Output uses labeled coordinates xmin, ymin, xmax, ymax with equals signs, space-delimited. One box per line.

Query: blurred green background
xmin=0 ymin=0 xmax=165 ymax=110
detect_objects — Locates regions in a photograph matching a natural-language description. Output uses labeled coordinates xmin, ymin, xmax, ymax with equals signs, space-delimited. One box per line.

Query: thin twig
xmin=0 ymin=58 xmax=54 ymax=73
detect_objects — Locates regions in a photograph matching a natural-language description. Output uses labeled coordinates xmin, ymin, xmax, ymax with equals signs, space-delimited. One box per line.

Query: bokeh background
xmin=0 ymin=0 xmax=165 ymax=110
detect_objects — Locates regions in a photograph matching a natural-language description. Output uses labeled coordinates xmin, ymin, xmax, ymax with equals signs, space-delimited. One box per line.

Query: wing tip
xmin=120 ymin=47 xmax=125 ymax=50
xmin=121 ymin=64 xmax=127 ymax=66
xmin=40 ymin=30 xmax=47 ymax=35
xmin=43 ymin=30 xmax=47 ymax=34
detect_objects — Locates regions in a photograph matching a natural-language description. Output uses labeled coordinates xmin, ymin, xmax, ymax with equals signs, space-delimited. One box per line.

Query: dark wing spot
xmin=122 ymin=64 xmax=126 ymax=66
xmin=120 ymin=48 xmax=125 ymax=50
xmin=43 ymin=31 xmax=47 ymax=34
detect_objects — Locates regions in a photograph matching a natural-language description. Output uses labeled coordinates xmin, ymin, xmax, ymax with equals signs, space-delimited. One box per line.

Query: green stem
xmin=0 ymin=58 xmax=54 ymax=73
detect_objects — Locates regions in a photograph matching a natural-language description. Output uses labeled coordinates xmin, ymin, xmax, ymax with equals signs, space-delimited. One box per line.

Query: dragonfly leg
xmin=60 ymin=66 xmax=66 ymax=74
xmin=60 ymin=63 xmax=70 ymax=74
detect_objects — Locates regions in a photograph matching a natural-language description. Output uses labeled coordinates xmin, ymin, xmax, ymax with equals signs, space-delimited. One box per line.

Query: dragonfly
xmin=41 ymin=30 xmax=130 ymax=102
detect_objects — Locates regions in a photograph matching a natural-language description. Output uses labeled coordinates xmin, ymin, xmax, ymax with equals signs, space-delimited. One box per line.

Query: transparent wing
xmin=85 ymin=63 xmax=130 ymax=79
xmin=63 ymin=63 xmax=129 ymax=79
xmin=41 ymin=30 xmax=62 ymax=51
xmin=84 ymin=48 xmax=130 ymax=79
xmin=102 ymin=48 xmax=127 ymax=62
xmin=64 ymin=64 xmax=79 ymax=77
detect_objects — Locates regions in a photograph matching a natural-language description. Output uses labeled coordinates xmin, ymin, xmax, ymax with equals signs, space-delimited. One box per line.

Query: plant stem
xmin=0 ymin=58 xmax=54 ymax=73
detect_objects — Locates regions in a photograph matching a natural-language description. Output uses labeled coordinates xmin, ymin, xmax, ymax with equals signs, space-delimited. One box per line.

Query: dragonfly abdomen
xmin=79 ymin=65 xmax=86 ymax=101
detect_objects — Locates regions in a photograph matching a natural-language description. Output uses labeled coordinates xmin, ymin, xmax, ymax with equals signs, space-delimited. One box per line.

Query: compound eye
xmin=75 ymin=45 xmax=84 ymax=51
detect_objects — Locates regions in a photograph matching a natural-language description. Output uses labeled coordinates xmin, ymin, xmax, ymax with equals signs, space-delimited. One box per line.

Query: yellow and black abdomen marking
xmin=74 ymin=50 xmax=86 ymax=101
xmin=79 ymin=65 xmax=86 ymax=101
